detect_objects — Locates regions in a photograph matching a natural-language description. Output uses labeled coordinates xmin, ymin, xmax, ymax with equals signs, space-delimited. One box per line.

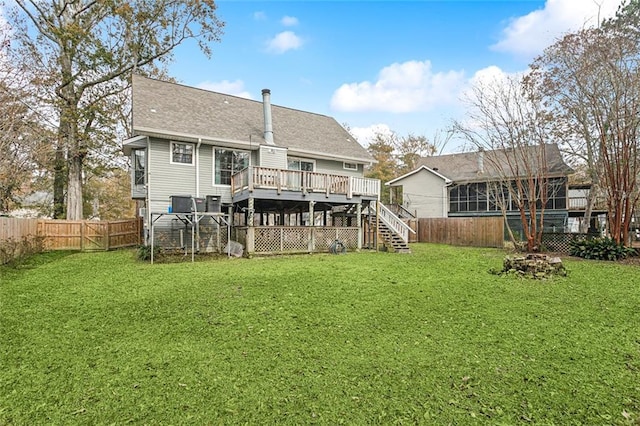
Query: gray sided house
xmin=387 ymin=144 xmax=583 ymax=236
xmin=123 ymin=75 xmax=397 ymax=255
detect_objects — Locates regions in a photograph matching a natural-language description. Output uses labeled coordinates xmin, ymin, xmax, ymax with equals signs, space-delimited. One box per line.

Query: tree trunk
xmin=67 ymin=154 xmax=83 ymax=220
xmin=581 ymin=192 xmax=595 ymax=234
xmin=59 ymin=101 xmax=84 ymax=220
xmin=53 ymin=132 xmax=66 ymax=219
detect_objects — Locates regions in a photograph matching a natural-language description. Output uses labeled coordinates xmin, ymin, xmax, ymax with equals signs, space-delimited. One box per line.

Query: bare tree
xmin=530 ymin=5 xmax=640 ymax=244
xmin=5 ymin=1 xmax=224 ymax=220
xmin=455 ymin=74 xmax=563 ymax=252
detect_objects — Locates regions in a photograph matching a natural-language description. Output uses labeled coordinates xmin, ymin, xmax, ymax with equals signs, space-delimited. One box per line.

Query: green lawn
xmin=1 ymin=244 xmax=639 ymax=424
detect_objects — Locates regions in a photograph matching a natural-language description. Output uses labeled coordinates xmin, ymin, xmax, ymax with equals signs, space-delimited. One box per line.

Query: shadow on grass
xmin=1 ymin=250 xmax=79 ymax=272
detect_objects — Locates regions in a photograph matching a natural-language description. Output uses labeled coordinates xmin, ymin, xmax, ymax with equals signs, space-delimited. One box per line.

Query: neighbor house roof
xmin=386 ymin=165 xmax=452 ymax=186
xmin=129 ymin=75 xmax=373 ymax=163
xmin=416 ymin=144 xmax=573 ymax=183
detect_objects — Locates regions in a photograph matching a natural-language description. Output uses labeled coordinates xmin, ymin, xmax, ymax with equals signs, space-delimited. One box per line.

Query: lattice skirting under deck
xmin=252 ymin=226 xmax=359 ymax=254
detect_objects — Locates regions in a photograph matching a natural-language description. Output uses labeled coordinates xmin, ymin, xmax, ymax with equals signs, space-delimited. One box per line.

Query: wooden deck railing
xmin=568 ymin=196 xmax=607 ymax=210
xmin=231 ymin=166 xmax=380 ymax=198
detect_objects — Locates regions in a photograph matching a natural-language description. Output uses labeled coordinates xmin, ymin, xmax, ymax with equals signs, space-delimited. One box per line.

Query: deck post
xmin=357 ymin=203 xmax=362 ymax=250
xmin=308 ymin=200 xmax=315 ymax=252
xmin=246 ymin=197 xmax=255 ymax=255
xmin=248 ymin=166 xmax=254 ymax=192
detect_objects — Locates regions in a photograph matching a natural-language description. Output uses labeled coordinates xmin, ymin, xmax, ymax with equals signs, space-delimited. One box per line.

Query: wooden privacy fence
xmin=0 ymin=217 xmax=141 ymax=251
xmin=38 ymin=219 xmax=142 ymax=251
xmin=405 ymin=217 xmax=504 ymax=248
xmin=0 ymin=217 xmax=39 ymax=242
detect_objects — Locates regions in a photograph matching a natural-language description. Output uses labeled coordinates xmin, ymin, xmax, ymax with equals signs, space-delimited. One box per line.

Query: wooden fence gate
xmin=83 ymin=221 xmax=107 ymax=250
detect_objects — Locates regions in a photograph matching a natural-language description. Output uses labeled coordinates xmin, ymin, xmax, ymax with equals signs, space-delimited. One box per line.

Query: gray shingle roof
xmin=132 ymin=75 xmax=373 ymax=163
xmin=417 ymin=144 xmax=573 ymax=183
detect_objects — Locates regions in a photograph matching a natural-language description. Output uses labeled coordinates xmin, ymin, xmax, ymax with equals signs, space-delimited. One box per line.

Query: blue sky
xmin=167 ymin=0 xmax=624 ymax=152
xmin=141 ymin=1 xmax=635 ymax=152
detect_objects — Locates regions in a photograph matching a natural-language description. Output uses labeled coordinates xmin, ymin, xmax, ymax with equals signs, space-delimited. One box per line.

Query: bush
xmin=136 ymin=244 xmax=160 ymax=261
xmin=568 ymin=237 xmax=636 ymax=261
xmin=0 ymin=235 xmax=45 ymax=267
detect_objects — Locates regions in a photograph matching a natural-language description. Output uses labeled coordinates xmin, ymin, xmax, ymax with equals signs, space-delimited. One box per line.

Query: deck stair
xmin=366 ymin=201 xmax=414 ymax=254
xmin=377 ymin=219 xmax=412 ymax=253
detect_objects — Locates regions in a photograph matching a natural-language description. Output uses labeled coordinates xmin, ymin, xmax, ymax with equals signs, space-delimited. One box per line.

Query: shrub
xmin=136 ymin=244 xmax=160 ymax=261
xmin=0 ymin=235 xmax=45 ymax=267
xmin=568 ymin=237 xmax=636 ymax=261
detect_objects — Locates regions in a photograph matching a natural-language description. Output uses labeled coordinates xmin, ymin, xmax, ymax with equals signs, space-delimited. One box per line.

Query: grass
xmin=1 ymin=244 xmax=639 ymax=424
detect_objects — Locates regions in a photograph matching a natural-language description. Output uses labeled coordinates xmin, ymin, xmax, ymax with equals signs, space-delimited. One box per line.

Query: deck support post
xmin=357 ymin=203 xmax=362 ymax=250
xmin=247 ymin=197 xmax=255 ymax=255
xmin=308 ymin=200 xmax=315 ymax=252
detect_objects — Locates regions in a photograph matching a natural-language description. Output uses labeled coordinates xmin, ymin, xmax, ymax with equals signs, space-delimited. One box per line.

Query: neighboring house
xmin=123 ymin=76 xmax=408 ymax=255
xmin=7 ymin=191 xmax=53 ymax=218
xmin=386 ymin=144 xmax=587 ymax=235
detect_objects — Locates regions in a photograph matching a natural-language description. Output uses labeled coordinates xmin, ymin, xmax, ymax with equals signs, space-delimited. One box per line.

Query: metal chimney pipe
xmin=262 ymin=89 xmax=274 ymax=145
xmin=477 ymin=147 xmax=485 ymax=173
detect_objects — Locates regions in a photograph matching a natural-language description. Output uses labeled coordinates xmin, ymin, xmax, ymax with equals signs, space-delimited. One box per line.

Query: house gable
xmin=386 ymin=166 xmax=450 ymax=218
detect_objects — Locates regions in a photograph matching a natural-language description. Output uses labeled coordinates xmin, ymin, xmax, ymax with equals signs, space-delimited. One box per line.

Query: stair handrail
xmin=372 ymin=201 xmax=415 ymax=243
xmin=386 ymin=203 xmax=416 ymax=219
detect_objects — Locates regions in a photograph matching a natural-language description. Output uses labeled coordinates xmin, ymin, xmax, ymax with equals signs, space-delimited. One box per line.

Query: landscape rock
xmin=493 ymin=254 xmax=567 ymax=279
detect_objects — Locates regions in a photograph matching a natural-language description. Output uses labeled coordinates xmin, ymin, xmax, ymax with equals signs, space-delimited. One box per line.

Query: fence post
xmin=106 ymin=222 xmax=110 ymax=251
xmin=80 ymin=221 xmax=84 ymax=251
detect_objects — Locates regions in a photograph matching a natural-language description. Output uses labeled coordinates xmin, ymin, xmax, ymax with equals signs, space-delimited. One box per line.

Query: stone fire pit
xmin=492 ymin=254 xmax=567 ymax=279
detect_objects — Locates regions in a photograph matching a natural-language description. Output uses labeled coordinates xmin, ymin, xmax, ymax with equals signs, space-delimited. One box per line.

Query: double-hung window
xmin=171 ymin=142 xmax=194 ymax=165
xmin=214 ymin=148 xmax=250 ymax=185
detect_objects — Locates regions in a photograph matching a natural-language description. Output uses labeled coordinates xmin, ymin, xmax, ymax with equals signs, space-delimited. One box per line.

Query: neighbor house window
xmin=449 ymin=182 xmax=489 ymax=212
xmin=171 ymin=142 xmax=194 ymax=164
xmin=343 ymin=162 xmax=358 ymax=171
xmin=544 ymin=177 xmax=567 ymax=210
xmin=133 ymin=149 xmax=145 ymax=185
xmin=288 ymin=158 xmax=314 ymax=171
xmin=214 ymin=148 xmax=250 ymax=185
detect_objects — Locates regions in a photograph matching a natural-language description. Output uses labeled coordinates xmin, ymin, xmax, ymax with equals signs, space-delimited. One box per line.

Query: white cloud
xmin=492 ymin=0 xmax=622 ymax=58
xmin=196 ymin=80 xmax=253 ymax=99
xmin=330 ymin=60 xmax=465 ymax=113
xmin=460 ymin=65 xmax=529 ymax=105
xmin=349 ymin=124 xmax=394 ymax=147
xmin=266 ymin=31 xmax=303 ymax=54
xmin=469 ymin=65 xmax=514 ymax=88
xmin=281 ymin=16 xmax=299 ymax=27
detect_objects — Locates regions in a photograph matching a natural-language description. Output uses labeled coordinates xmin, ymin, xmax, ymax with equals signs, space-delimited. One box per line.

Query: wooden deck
xmin=231 ymin=166 xmax=380 ymax=200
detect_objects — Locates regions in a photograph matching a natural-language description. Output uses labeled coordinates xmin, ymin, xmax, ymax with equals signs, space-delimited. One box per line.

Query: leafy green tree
xmin=362 ymin=129 xmax=441 ymax=204
xmin=0 ymin=67 xmax=52 ymax=214
xmin=6 ymin=1 xmax=224 ymax=219
xmin=365 ymin=134 xmax=397 ymax=204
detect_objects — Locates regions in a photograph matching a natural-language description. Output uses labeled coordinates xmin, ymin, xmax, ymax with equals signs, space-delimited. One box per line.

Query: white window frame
xmin=288 ymin=157 xmax=315 ymax=172
xmin=213 ymin=147 xmax=251 ymax=186
xmin=170 ymin=141 xmax=194 ymax=165
xmin=343 ymin=162 xmax=358 ymax=171
xmin=133 ymin=148 xmax=146 ymax=185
